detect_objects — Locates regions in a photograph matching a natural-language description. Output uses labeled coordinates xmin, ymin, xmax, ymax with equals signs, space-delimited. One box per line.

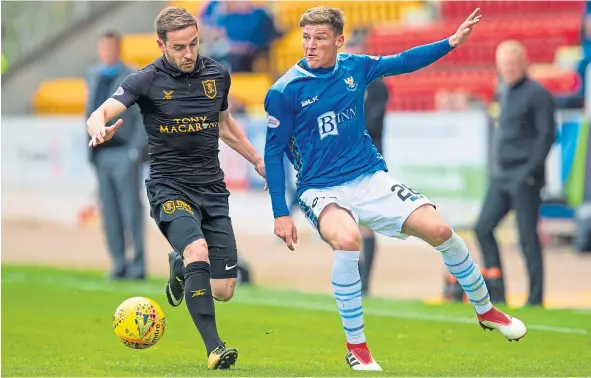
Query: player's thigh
xmin=299 ymin=189 xmax=361 ymax=251
xmin=401 ymin=204 xmax=452 ymax=247
xmin=153 ymin=198 xmax=208 ymax=263
xmin=199 ymin=187 xmax=238 ymax=301
xmin=356 ymin=171 xmax=448 ymax=245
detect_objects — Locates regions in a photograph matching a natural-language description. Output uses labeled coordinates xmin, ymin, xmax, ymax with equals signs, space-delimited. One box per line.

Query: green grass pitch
xmin=2 ymin=265 xmax=590 ymax=376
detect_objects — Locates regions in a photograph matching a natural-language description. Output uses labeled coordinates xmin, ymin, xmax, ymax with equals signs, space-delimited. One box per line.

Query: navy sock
xmin=184 ymin=261 xmax=222 ymax=355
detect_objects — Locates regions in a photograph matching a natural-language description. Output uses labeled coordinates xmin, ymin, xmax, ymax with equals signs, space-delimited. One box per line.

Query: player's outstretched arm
xmin=364 ymin=8 xmax=482 ymax=82
xmin=87 ymin=71 xmax=147 ymax=147
xmin=264 ymin=88 xmax=298 ymax=250
xmin=219 ymin=110 xmax=265 ymax=178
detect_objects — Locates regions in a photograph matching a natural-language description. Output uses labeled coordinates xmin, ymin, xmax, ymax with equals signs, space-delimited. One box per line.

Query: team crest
xmin=344 ymin=76 xmax=358 ymax=92
xmin=162 ymin=90 xmax=174 ymax=100
xmin=202 ymin=79 xmax=217 ymax=99
xmin=162 ymin=200 xmax=176 ymax=214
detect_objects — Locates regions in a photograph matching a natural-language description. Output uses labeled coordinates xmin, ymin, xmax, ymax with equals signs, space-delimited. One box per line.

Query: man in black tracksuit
xmin=474 ymin=40 xmax=556 ymax=306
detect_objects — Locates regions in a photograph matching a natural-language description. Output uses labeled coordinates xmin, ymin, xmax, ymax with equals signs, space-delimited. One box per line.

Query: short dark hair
xmin=100 ymin=30 xmax=121 ymax=42
xmin=154 ymin=7 xmax=198 ymax=42
xmin=299 ymin=6 xmax=344 ymax=36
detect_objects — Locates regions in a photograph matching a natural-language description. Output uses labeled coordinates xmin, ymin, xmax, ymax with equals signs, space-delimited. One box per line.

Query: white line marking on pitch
xmin=2 ymin=273 xmax=589 ymax=336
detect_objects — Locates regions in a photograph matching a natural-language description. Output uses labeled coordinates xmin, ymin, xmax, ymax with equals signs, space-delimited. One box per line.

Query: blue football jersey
xmin=264 ymin=38 xmax=454 ymax=218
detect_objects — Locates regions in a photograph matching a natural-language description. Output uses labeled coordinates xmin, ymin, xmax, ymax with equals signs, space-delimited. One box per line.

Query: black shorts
xmin=146 ymin=178 xmax=238 ymax=279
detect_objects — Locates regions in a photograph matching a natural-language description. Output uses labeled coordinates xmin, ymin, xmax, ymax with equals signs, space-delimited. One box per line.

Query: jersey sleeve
xmin=264 ymin=86 xmax=295 ymax=218
xmin=110 ymin=70 xmax=150 ymax=108
xmin=220 ymin=68 xmax=231 ymax=112
xmin=363 ymin=38 xmax=454 ymax=83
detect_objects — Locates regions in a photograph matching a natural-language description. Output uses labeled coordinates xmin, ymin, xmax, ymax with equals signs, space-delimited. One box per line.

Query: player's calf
xmin=401 ymin=204 xmax=527 ymax=341
xmin=182 ymin=239 xmax=228 ymax=360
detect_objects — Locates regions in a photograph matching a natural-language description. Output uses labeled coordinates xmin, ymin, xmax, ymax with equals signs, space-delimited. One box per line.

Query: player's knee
xmin=211 ymin=279 xmax=236 ymax=301
xmin=183 ymin=239 xmax=209 ymax=264
xmin=213 ymin=289 xmax=234 ymax=302
xmin=331 ymin=230 xmax=361 ymax=251
xmin=474 ymin=221 xmax=492 ymax=239
xmin=427 ymin=223 xmax=453 ymax=246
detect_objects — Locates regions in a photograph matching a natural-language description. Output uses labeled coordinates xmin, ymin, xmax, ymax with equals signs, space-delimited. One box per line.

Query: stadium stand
xmin=33 ymin=78 xmax=87 ymax=115
xmin=31 ymin=0 xmax=586 ymax=115
xmin=368 ymin=1 xmax=584 ymax=110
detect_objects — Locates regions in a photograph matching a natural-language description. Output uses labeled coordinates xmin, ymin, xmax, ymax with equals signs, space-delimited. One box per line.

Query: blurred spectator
xmin=200 ymin=1 xmax=282 ymax=72
xmin=555 ymin=12 xmax=591 ymax=109
xmin=474 ymin=40 xmax=555 ymax=307
xmin=85 ymin=31 xmax=148 ymax=281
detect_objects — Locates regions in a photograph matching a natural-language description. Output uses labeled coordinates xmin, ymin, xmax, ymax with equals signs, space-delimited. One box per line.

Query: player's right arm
xmin=87 ymin=71 xmax=147 ymax=147
xmin=363 ymin=8 xmax=482 ymax=83
xmin=264 ymin=87 xmax=298 ymax=250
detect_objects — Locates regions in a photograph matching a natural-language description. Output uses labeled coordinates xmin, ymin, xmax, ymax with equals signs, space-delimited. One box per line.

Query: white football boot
xmin=345 ymin=342 xmax=382 ymax=371
xmin=477 ymin=306 xmax=527 ymax=341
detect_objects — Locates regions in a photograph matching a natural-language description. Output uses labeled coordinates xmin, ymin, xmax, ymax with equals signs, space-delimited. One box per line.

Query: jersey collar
xmin=158 ymin=55 xmax=204 ymax=77
xmin=295 ymin=56 xmax=340 ymax=78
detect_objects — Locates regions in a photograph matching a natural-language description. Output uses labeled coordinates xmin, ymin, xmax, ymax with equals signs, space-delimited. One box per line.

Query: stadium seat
xmin=271 ymin=1 xmax=421 ymax=31
xmin=245 ymin=103 xmax=266 ymax=116
xmin=228 ymin=73 xmax=272 ymax=107
xmin=440 ymin=0 xmax=583 ymax=20
xmin=33 ymin=78 xmax=87 ymax=115
xmin=269 ymin=28 xmax=302 ymax=77
xmin=168 ymin=1 xmax=207 ymax=15
xmin=121 ymin=34 xmax=161 ymax=69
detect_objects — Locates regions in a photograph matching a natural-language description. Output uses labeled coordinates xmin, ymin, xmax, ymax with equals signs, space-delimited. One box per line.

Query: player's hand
xmin=255 ymin=160 xmax=266 ymax=179
xmin=274 ymin=216 xmax=298 ymax=251
xmin=87 ymin=119 xmax=124 ymax=147
xmin=254 ymin=160 xmax=268 ymax=190
xmin=449 ymin=8 xmax=481 ymax=48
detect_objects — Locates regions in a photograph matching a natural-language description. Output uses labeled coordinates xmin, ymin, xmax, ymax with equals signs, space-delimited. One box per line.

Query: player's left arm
xmin=364 ymin=8 xmax=482 ymax=83
xmin=217 ymin=68 xmax=265 ymax=178
xmin=218 ymin=109 xmax=265 ymax=178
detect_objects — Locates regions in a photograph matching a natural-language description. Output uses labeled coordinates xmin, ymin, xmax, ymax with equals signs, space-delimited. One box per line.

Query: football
xmin=112 ymin=297 xmax=166 ymax=349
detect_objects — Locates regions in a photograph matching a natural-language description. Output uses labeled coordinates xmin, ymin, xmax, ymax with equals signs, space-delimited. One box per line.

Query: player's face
xmin=302 ymin=24 xmax=344 ymax=69
xmin=496 ymin=49 xmax=525 ymax=85
xmin=158 ymin=25 xmax=200 ymax=73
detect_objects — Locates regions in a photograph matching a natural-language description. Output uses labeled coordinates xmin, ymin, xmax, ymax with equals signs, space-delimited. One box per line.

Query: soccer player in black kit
xmin=86 ymin=7 xmax=265 ymax=370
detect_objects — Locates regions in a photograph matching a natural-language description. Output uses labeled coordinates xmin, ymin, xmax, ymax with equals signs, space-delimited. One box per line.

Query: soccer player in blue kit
xmin=264 ymin=6 xmax=527 ymax=371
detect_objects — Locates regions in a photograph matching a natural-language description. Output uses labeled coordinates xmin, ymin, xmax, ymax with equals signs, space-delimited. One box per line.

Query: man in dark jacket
xmin=85 ymin=31 xmax=148 ymax=280
xmin=474 ymin=40 xmax=556 ymax=306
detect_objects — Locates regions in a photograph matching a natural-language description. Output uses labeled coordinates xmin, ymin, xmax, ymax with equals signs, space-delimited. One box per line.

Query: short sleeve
xmin=220 ymin=68 xmax=231 ymax=112
xmin=110 ymin=70 xmax=150 ymax=108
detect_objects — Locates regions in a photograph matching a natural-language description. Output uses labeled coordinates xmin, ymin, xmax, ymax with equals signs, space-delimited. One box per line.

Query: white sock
xmin=435 ymin=232 xmax=493 ymax=315
xmin=331 ymin=250 xmax=366 ymax=344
